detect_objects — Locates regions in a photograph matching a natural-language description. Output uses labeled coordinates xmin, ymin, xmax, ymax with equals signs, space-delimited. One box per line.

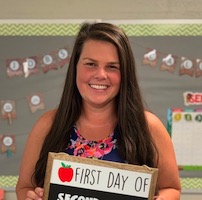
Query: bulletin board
xmin=0 ymin=22 xmax=202 ymax=193
xmin=167 ymin=108 xmax=202 ymax=169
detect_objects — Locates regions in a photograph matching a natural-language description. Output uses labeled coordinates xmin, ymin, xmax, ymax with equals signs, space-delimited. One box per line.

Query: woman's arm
xmin=16 ymin=110 xmax=56 ymax=200
xmin=146 ymin=111 xmax=181 ymax=200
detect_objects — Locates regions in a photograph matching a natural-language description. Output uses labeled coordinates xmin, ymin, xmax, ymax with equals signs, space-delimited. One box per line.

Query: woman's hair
xmin=33 ymin=22 xmax=158 ymax=187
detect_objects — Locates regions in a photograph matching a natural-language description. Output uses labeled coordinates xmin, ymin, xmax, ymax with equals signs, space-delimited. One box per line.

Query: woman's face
xmin=76 ymin=39 xmax=121 ymax=108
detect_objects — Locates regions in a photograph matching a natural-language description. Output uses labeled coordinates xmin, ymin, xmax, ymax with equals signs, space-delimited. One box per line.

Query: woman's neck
xmin=76 ymin=103 xmax=118 ymax=140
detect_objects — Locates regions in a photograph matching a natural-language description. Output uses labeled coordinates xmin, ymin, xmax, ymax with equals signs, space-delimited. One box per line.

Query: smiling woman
xmin=16 ymin=22 xmax=181 ymax=200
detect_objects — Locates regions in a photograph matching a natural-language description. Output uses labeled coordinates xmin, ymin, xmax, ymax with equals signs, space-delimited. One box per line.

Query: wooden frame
xmin=43 ymin=152 xmax=158 ymax=200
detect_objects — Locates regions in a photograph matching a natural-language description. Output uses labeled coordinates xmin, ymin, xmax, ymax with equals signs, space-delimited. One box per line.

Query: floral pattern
xmin=67 ymin=126 xmax=117 ymax=159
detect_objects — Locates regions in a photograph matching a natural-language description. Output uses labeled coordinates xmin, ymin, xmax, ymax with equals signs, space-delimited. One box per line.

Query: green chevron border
xmin=0 ymin=176 xmax=18 ymax=189
xmin=0 ymin=176 xmax=202 ymax=192
xmin=0 ymin=24 xmax=81 ymax=36
xmin=119 ymin=24 xmax=202 ymax=36
xmin=1 ymin=24 xmax=202 ymax=36
xmin=181 ymin=178 xmax=202 ymax=190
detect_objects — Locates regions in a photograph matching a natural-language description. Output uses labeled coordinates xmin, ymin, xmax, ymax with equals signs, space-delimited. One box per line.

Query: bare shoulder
xmin=144 ymin=111 xmax=164 ymax=130
xmin=23 ymin=109 xmax=57 ymax=158
xmin=37 ymin=109 xmax=56 ymax=123
xmin=144 ymin=111 xmax=170 ymax=141
xmin=29 ymin=109 xmax=57 ymax=138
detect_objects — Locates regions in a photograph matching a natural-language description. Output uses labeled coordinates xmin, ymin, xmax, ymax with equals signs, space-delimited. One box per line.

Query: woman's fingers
xmin=26 ymin=187 xmax=44 ymax=200
xmin=35 ymin=187 xmax=44 ymax=197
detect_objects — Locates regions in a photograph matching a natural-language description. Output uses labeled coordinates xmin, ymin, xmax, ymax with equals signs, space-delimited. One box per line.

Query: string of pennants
xmin=1 ymin=47 xmax=70 ymax=157
xmin=142 ymin=48 xmax=202 ymax=78
xmin=1 ymin=46 xmax=70 ymax=125
xmin=5 ymin=47 xmax=70 ymax=78
xmin=1 ymin=93 xmax=45 ymax=124
xmin=5 ymin=45 xmax=202 ymax=78
xmin=0 ymin=94 xmax=47 ymax=157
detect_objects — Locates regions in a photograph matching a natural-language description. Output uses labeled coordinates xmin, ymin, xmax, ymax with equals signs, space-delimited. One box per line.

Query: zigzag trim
xmin=0 ymin=24 xmax=202 ymax=36
xmin=119 ymin=24 xmax=202 ymax=36
xmin=0 ymin=24 xmax=81 ymax=36
xmin=0 ymin=176 xmax=202 ymax=190
xmin=181 ymin=178 xmax=202 ymax=189
xmin=0 ymin=176 xmax=18 ymax=189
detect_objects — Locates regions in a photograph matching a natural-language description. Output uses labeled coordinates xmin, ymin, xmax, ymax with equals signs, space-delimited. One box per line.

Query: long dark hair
xmin=33 ymin=22 xmax=158 ymax=187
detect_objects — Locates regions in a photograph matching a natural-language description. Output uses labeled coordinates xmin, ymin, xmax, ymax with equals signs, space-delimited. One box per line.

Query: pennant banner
xmin=26 ymin=93 xmax=45 ymax=113
xmin=5 ymin=47 xmax=70 ymax=78
xmin=143 ymin=48 xmax=202 ymax=78
xmin=1 ymin=135 xmax=16 ymax=157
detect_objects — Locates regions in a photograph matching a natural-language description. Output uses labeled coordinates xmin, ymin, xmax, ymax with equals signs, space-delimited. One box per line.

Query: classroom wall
xmin=1 ymin=1 xmax=202 ymax=199
xmin=1 ymin=0 xmax=202 ymax=20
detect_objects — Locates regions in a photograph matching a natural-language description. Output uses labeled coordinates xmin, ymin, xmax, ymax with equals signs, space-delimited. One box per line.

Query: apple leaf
xmin=61 ymin=162 xmax=66 ymax=168
xmin=61 ymin=162 xmax=72 ymax=168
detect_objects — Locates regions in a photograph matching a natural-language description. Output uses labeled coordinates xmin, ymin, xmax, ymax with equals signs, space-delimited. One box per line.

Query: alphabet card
xmin=43 ymin=152 xmax=158 ymax=200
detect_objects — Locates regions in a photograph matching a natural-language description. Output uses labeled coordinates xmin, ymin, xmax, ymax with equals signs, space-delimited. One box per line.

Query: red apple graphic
xmin=58 ymin=162 xmax=73 ymax=182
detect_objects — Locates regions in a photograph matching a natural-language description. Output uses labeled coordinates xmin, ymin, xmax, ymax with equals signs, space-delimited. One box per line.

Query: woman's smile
xmin=89 ymin=84 xmax=108 ymax=90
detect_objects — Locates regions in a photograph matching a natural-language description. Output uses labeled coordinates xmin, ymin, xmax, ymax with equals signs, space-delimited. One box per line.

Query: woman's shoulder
xmin=144 ymin=111 xmax=170 ymax=139
xmin=30 ymin=109 xmax=57 ymax=138
xmin=144 ymin=110 xmax=161 ymax=125
xmin=38 ymin=109 xmax=57 ymax=121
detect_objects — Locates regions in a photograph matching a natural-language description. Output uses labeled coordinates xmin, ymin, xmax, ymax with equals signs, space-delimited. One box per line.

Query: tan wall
xmin=1 ymin=0 xmax=202 ymax=20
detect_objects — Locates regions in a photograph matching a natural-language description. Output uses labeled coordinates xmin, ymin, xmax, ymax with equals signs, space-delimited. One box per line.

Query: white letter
xmin=57 ymin=193 xmax=64 ymax=200
xmin=71 ymin=195 xmax=78 ymax=200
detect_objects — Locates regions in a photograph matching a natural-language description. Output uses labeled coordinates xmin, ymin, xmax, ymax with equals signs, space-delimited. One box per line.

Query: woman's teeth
xmin=90 ymin=84 xmax=107 ymax=89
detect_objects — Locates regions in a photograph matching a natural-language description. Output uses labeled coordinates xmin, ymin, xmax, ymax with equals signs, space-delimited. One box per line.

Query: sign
xmin=43 ymin=152 xmax=158 ymax=200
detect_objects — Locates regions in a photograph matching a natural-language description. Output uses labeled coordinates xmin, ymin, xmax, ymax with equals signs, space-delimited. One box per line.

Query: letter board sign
xmin=43 ymin=152 xmax=158 ymax=200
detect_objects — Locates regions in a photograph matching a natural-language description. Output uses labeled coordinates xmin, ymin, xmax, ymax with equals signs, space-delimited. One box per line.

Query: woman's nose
xmin=94 ymin=67 xmax=107 ymax=79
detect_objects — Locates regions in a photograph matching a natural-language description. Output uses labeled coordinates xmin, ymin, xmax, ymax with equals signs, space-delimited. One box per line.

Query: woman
xmin=16 ymin=22 xmax=181 ymax=200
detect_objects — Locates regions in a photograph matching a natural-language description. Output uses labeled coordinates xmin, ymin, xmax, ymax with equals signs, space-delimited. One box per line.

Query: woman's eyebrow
xmin=82 ymin=57 xmax=96 ymax=61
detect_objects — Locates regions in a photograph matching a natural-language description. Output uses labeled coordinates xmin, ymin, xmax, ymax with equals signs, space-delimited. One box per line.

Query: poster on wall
xmin=167 ymin=108 xmax=202 ymax=170
xmin=43 ymin=153 xmax=158 ymax=200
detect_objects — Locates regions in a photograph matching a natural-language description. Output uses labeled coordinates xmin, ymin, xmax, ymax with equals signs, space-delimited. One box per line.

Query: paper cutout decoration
xmin=143 ymin=49 xmax=158 ymax=67
xmin=195 ymin=59 xmax=202 ymax=78
xmin=57 ymin=48 xmax=70 ymax=68
xmin=27 ymin=93 xmax=45 ymax=113
xmin=160 ymin=54 xmax=177 ymax=73
xmin=1 ymin=135 xmax=16 ymax=157
xmin=40 ymin=52 xmax=58 ymax=73
xmin=1 ymin=100 xmax=16 ymax=125
xmin=184 ymin=92 xmax=202 ymax=106
xmin=179 ymin=57 xmax=195 ymax=77
xmin=23 ymin=56 xmax=39 ymax=78
xmin=6 ymin=59 xmax=23 ymax=77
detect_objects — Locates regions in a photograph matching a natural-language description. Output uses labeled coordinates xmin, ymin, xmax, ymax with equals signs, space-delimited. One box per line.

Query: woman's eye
xmin=85 ymin=62 xmax=96 ymax=67
xmin=108 ymin=65 xmax=119 ymax=70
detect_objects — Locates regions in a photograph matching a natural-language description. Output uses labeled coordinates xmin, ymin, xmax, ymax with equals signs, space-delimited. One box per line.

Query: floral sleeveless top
xmin=64 ymin=125 xmax=125 ymax=163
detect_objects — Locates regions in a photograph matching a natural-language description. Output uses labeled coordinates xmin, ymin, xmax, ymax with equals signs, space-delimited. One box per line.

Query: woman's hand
xmin=26 ymin=187 xmax=44 ymax=200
